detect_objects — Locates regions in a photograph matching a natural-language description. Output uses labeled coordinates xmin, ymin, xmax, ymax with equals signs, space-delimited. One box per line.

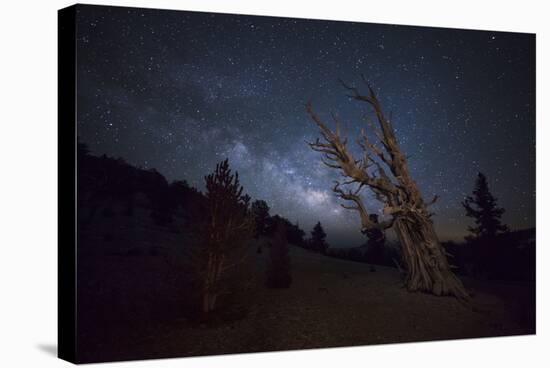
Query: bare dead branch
xmin=306 ymin=81 xmax=468 ymax=299
xmin=306 ymin=101 xmax=398 ymax=195
xmin=332 ymin=181 xmax=394 ymax=231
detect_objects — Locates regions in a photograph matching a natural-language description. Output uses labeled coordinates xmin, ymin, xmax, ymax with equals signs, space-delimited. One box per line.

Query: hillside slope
xmin=76 ymin=226 xmax=534 ymax=362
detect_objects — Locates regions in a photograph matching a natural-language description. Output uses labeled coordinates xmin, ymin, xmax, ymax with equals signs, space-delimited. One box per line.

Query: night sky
xmin=76 ymin=5 xmax=535 ymax=247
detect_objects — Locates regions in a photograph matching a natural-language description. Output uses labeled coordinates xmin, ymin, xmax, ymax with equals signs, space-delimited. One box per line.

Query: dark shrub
xmin=266 ymin=221 xmax=292 ymax=288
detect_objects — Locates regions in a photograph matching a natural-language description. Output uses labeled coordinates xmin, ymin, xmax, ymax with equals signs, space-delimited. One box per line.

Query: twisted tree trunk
xmin=307 ymin=79 xmax=469 ymax=299
xmin=394 ymin=217 xmax=467 ymax=297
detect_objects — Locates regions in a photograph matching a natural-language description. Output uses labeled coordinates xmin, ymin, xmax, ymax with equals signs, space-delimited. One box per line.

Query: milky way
xmin=76 ymin=5 xmax=535 ymax=247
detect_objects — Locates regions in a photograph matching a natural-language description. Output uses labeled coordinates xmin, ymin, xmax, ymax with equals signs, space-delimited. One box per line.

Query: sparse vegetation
xmin=251 ymin=199 xmax=271 ymax=238
xmin=195 ymin=159 xmax=255 ymax=316
xmin=76 ymin=141 xmax=534 ymax=362
xmin=308 ymin=221 xmax=328 ymax=254
xmin=266 ymin=220 xmax=292 ymax=288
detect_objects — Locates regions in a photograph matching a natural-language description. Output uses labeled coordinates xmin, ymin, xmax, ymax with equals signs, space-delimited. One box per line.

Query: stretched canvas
xmin=58 ymin=4 xmax=536 ymax=364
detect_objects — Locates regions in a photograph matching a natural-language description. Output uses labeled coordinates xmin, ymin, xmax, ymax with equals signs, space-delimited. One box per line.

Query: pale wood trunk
xmin=307 ymin=82 xmax=469 ymax=300
xmin=394 ymin=216 xmax=468 ymax=298
xmin=201 ymin=253 xmax=215 ymax=315
xmin=201 ymin=252 xmax=225 ymax=315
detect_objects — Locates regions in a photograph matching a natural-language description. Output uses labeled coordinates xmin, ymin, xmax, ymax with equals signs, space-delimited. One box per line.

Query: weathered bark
xmin=394 ymin=217 xmax=468 ymax=298
xmin=307 ymin=79 xmax=469 ymax=299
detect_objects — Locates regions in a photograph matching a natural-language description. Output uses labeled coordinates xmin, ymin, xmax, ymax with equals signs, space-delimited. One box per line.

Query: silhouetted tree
xmin=462 ymin=172 xmax=509 ymax=277
xmin=309 ymin=221 xmax=328 ymax=253
xmin=287 ymin=222 xmax=306 ymax=246
xmin=170 ymin=179 xmax=194 ymax=204
xmin=266 ymin=220 xmax=292 ymax=288
xmin=462 ymin=172 xmax=509 ymax=240
xmin=76 ymin=145 xmax=209 ymax=226
xmin=196 ymin=159 xmax=255 ymax=316
xmin=307 ymin=79 xmax=468 ymax=299
xmin=78 ymin=151 xmax=138 ymax=223
xmin=265 ymin=214 xmax=281 ymax=237
xmin=264 ymin=215 xmax=304 ymax=247
xmin=146 ymin=169 xmax=173 ymax=225
xmin=251 ymin=200 xmax=270 ymax=238
xmin=170 ymin=180 xmax=206 ymax=225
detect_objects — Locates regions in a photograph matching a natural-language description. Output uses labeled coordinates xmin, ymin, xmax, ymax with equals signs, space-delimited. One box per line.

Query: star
xmin=76 ymin=4 xmax=535 ymax=245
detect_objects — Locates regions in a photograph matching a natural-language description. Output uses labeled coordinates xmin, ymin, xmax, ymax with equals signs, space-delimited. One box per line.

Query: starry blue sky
xmin=76 ymin=5 xmax=535 ymax=247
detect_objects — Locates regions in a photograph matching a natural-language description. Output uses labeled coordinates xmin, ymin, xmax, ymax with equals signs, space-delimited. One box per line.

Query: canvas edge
xmin=58 ymin=4 xmax=77 ymax=364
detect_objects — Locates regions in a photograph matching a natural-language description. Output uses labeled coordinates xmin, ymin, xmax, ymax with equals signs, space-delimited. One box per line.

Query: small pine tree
xmin=309 ymin=221 xmax=328 ymax=253
xmin=197 ymin=159 xmax=255 ymax=316
xmin=462 ymin=172 xmax=509 ymax=240
xmin=266 ymin=220 xmax=292 ymax=288
xmin=462 ymin=172 xmax=509 ymax=277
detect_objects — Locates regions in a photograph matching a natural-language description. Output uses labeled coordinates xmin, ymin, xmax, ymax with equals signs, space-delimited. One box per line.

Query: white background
xmin=0 ymin=0 xmax=547 ymax=366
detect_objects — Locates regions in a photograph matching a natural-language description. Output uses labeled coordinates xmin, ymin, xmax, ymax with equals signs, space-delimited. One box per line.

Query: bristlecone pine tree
xmin=197 ymin=159 xmax=255 ymax=316
xmin=307 ymin=79 xmax=469 ymax=299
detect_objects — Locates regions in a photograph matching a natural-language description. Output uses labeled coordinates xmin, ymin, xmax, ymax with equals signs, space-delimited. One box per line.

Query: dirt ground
xmin=76 ymin=234 xmax=534 ymax=363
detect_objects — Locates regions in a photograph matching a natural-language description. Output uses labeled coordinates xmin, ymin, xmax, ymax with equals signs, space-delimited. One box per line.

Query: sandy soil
xmin=76 ymin=235 xmax=534 ymax=363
